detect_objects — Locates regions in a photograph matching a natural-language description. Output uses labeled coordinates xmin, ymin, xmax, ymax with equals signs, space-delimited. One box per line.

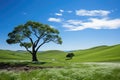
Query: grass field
xmin=0 ymin=44 xmax=120 ymax=80
xmin=0 ymin=62 xmax=120 ymax=80
xmin=0 ymin=44 xmax=120 ymax=62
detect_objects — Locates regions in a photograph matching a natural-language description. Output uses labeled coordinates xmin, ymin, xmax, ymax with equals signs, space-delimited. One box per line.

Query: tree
xmin=66 ymin=53 xmax=75 ymax=60
xmin=6 ymin=21 xmax=62 ymax=62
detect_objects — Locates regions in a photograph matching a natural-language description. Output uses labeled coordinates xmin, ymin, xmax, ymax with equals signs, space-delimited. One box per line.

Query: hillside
xmin=0 ymin=50 xmax=66 ymax=62
xmin=73 ymin=44 xmax=120 ymax=62
xmin=0 ymin=44 xmax=120 ymax=62
xmin=0 ymin=50 xmax=31 ymax=61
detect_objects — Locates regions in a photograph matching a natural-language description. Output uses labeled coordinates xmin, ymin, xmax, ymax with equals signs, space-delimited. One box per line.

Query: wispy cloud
xmin=67 ymin=11 xmax=73 ymax=13
xmin=63 ymin=18 xmax=120 ymax=31
xmin=67 ymin=20 xmax=82 ymax=25
xmin=76 ymin=9 xmax=110 ymax=16
xmin=55 ymin=13 xmax=62 ymax=16
xmin=48 ymin=18 xmax=62 ymax=22
xmin=48 ymin=9 xmax=120 ymax=31
xmin=60 ymin=9 xmax=64 ymax=12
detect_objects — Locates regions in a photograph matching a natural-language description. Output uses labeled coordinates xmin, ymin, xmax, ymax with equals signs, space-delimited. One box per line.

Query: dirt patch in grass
xmin=0 ymin=62 xmax=63 ymax=71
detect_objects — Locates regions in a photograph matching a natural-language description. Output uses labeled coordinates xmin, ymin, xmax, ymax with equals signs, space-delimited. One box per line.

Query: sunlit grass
xmin=0 ymin=62 xmax=120 ymax=80
xmin=0 ymin=45 xmax=120 ymax=80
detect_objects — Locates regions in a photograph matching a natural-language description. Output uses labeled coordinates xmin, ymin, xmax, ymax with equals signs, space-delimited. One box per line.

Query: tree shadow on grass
xmin=0 ymin=61 xmax=47 ymax=68
xmin=0 ymin=61 xmax=64 ymax=71
xmin=31 ymin=61 xmax=47 ymax=65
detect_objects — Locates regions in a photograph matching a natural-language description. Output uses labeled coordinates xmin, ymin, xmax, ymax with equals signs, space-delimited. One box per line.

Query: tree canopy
xmin=6 ymin=21 xmax=62 ymax=61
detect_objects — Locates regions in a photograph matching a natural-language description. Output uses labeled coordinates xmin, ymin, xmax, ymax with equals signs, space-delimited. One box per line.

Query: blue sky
xmin=0 ymin=0 xmax=120 ymax=51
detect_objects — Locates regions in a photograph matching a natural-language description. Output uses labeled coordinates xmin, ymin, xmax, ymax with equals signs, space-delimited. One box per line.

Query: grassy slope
xmin=37 ymin=50 xmax=66 ymax=62
xmin=0 ymin=50 xmax=31 ymax=61
xmin=73 ymin=44 xmax=120 ymax=62
xmin=0 ymin=50 xmax=66 ymax=62
xmin=0 ymin=44 xmax=120 ymax=62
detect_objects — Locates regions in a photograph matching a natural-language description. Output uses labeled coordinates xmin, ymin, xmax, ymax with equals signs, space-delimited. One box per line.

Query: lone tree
xmin=6 ymin=21 xmax=62 ymax=62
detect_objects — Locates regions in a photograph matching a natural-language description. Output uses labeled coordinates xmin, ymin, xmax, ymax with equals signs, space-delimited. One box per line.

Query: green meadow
xmin=0 ymin=44 xmax=120 ymax=80
xmin=0 ymin=44 xmax=120 ymax=63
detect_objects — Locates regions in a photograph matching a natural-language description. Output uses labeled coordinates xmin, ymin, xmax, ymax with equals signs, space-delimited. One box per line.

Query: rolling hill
xmin=0 ymin=44 xmax=120 ymax=62
xmin=0 ymin=50 xmax=66 ymax=62
xmin=73 ymin=44 xmax=120 ymax=62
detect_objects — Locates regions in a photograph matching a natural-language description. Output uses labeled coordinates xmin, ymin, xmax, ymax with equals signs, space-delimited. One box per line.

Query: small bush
xmin=66 ymin=53 xmax=75 ymax=60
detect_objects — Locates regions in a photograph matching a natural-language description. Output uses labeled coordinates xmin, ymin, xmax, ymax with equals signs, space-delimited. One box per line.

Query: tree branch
xmin=34 ymin=32 xmax=45 ymax=47
xmin=33 ymin=29 xmax=39 ymax=38
xmin=25 ymin=46 xmax=32 ymax=54
xmin=19 ymin=41 xmax=32 ymax=54
xmin=28 ymin=37 xmax=34 ymax=45
xmin=35 ymin=39 xmax=48 ymax=52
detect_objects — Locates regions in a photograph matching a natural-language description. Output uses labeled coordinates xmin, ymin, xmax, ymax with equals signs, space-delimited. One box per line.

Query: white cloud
xmin=63 ymin=18 xmax=120 ymax=31
xmin=76 ymin=9 xmax=110 ymax=16
xmin=55 ymin=13 xmax=62 ymax=16
xmin=67 ymin=11 xmax=73 ymax=13
xmin=60 ymin=9 xmax=64 ymax=12
xmin=67 ymin=20 xmax=82 ymax=25
xmin=48 ymin=18 xmax=62 ymax=22
xmin=48 ymin=9 xmax=120 ymax=31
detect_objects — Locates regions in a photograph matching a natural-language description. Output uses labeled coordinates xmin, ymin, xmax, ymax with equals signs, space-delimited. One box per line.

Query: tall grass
xmin=0 ymin=63 xmax=120 ymax=80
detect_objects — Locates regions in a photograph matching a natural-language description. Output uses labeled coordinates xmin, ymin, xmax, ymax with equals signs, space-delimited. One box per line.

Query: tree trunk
xmin=32 ymin=52 xmax=38 ymax=62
